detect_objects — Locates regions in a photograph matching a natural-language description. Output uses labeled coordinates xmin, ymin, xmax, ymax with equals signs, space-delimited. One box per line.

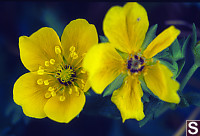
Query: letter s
xmin=188 ymin=122 xmax=198 ymax=135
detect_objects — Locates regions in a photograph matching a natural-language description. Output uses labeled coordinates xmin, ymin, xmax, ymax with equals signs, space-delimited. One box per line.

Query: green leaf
xmin=139 ymin=96 xmax=170 ymax=127
xmin=170 ymin=39 xmax=182 ymax=61
xmin=177 ymin=91 xmax=189 ymax=108
xmin=182 ymin=35 xmax=191 ymax=58
xmin=175 ymin=58 xmax=185 ymax=78
xmin=194 ymin=44 xmax=200 ymax=66
xmin=99 ymin=35 xmax=109 ymax=43
xmin=191 ymin=23 xmax=197 ymax=50
xmin=103 ymin=73 xmax=127 ymax=97
xmin=184 ymin=91 xmax=200 ymax=107
xmin=141 ymin=24 xmax=158 ymax=51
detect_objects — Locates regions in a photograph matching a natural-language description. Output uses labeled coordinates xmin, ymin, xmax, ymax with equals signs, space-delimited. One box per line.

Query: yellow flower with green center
xmin=13 ymin=19 xmax=98 ymax=123
xmin=83 ymin=2 xmax=181 ymax=122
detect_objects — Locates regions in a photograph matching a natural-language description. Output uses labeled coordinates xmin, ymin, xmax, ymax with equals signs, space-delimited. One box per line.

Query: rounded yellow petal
xmin=61 ymin=19 xmax=98 ymax=67
xmin=103 ymin=2 xmax=149 ymax=53
xmin=143 ymin=26 xmax=180 ymax=59
xmin=111 ymin=76 xmax=145 ymax=122
xmin=144 ymin=62 xmax=180 ymax=103
xmin=13 ymin=72 xmax=56 ymax=118
xmin=44 ymin=88 xmax=86 ymax=123
xmin=83 ymin=43 xmax=124 ymax=94
xmin=19 ymin=27 xmax=62 ymax=71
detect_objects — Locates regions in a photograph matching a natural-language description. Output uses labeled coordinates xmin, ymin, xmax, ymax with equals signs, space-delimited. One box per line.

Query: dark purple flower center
xmin=127 ymin=55 xmax=145 ymax=73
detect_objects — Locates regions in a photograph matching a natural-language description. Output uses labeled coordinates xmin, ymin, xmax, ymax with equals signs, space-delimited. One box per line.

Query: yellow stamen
xmin=39 ymin=66 xmax=44 ymax=70
xmin=69 ymin=46 xmax=75 ymax=52
xmin=73 ymin=52 xmax=78 ymax=59
xmin=59 ymin=96 xmax=65 ymax=101
xmin=45 ymin=92 xmax=52 ymax=98
xmin=48 ymin=87 xmax=54 ymax=92
xmin=81 ymin=84 xmax=85 ymax=89
xmin=55 ymin=46 xmax=61 ymax=54
xmin=44 ymin=80 xmax=49 ymax=85
xmin=81 ymin=69 xmax=86 ymax=73
xmin=37 ymin=79 xmax=43 ymax=85
xmin=51 ymin=91 xmax=56 ymax=97
xmin=81 ymin=79 xmax=85 ymax=84
xmin=50 ymin=59 xmax=55 ymax=65
xmin=45 ymin=61 xmax=50 ymax=67
xmin=69 ymin=88 xmax=73 ymax=94
xmin=37 ymin=69 xmax=44 ymax=75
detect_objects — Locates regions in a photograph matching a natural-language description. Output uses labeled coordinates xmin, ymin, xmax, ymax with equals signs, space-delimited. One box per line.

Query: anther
xmin=37 ymin=69 xmax=44 ymax=75
xmin=75 ymin=86 xmax=79 ymax=92
xmin=59 ymin=96 xmax=65 ymax=101
xmin=44 ymin=80 xmax=49 ymax=85
xmin=69 ymin=88 xmax=73 ymax=94
xmin=37 ymin=79 xmax=43 ymax=85
xmin=72 ymin=52 xmax=78 ymax=59
xmin=81 ymin=69 xmax=86 ymax=73
xmin=45 ymin=92 xmax=52 ymax=98
xmin=55 ymin=46 xmax=61 ymax=54
xmin=39 ymin=66 xmax=44 ymax=70
xmin=81 ymin=79 xmax=85 ymax=84
xmin=50 ymin=59 xmax=55 ymax=65
xmin=69 ymin=46 xmax=75 ymax=52
xmin=51 ymin=91 xmax=56 ymax=97
xmin=81 ymin=84 xmax=85 ymax=89
xmin=48 ymin=87 xmax=54 ymax=92
xmin=45 ymin=61 xmax=50 ymax=67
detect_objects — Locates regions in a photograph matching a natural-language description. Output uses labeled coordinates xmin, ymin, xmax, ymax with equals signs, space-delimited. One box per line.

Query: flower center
xmin=56 ymin=65 xmax=76 ymax=86
xmin=127 ymin=55 xmax=145 ymax=73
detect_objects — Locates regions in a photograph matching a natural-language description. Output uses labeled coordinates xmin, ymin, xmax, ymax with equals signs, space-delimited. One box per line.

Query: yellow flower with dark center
xmin=13 ymin=19 xmax=98 ymax=123
xmin=83 ymin=2 xmax=181 ymax=122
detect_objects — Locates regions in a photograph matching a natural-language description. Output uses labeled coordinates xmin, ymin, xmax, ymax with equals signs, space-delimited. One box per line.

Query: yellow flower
xmin=13 ymin=19 xmax=98 ymax=123
xmin=83 ymin=2 xmax=180 ymax=122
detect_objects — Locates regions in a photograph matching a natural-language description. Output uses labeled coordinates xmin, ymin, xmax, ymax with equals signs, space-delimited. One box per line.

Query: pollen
xmin=45 ymin=92 xmax=52 ymax=98
xmin=44 ymin=80 xmax=49 ymax=85
xmin=50 ymin=59 xmax=55 ymax=65
xmin=37 ymin=79 xmax=43 ymax=85
xmin=55 ymin=46 xmax=61 ymax=54
xmin=59 ymin=96 xmax=65 ymax=101
xmin=45 ymin=61 xmax=50 ymax=66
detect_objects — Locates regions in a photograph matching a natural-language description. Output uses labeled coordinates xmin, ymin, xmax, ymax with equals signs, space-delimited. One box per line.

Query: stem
xmin=179 ymin=63 xmax=199 ymax=92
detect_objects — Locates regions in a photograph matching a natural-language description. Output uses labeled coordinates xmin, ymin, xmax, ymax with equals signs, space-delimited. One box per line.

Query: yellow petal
xmin=13 ymin=72 xmax=56 ymax=118
xmin=103 ymin=2 xmax=149 ymax=53
xmin=19 ymin=27 xmax=62 ymax=71
xmin=143 ymin=26 xmax=180 ymax=59
xmin=83 ymin=43 xmax=124 ymax=94
xmin=144 ymin=62 xmax=180 ymax=103
xmin=111 ymin=76 xmax=145 ymax=122
xmin=44 ymin=88 xmax=86 ymax=123
xmin=61 ymin=19 xmax=98 ymax=67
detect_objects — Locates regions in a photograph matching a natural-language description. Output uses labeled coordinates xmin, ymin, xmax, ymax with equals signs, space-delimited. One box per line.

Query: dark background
xmin=0 ymin=2 xmax=200 ymax=136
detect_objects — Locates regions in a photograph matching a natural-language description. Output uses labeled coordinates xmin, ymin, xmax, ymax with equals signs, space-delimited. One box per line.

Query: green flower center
xmin=56 ymin=65 xmax=76 ymax=86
